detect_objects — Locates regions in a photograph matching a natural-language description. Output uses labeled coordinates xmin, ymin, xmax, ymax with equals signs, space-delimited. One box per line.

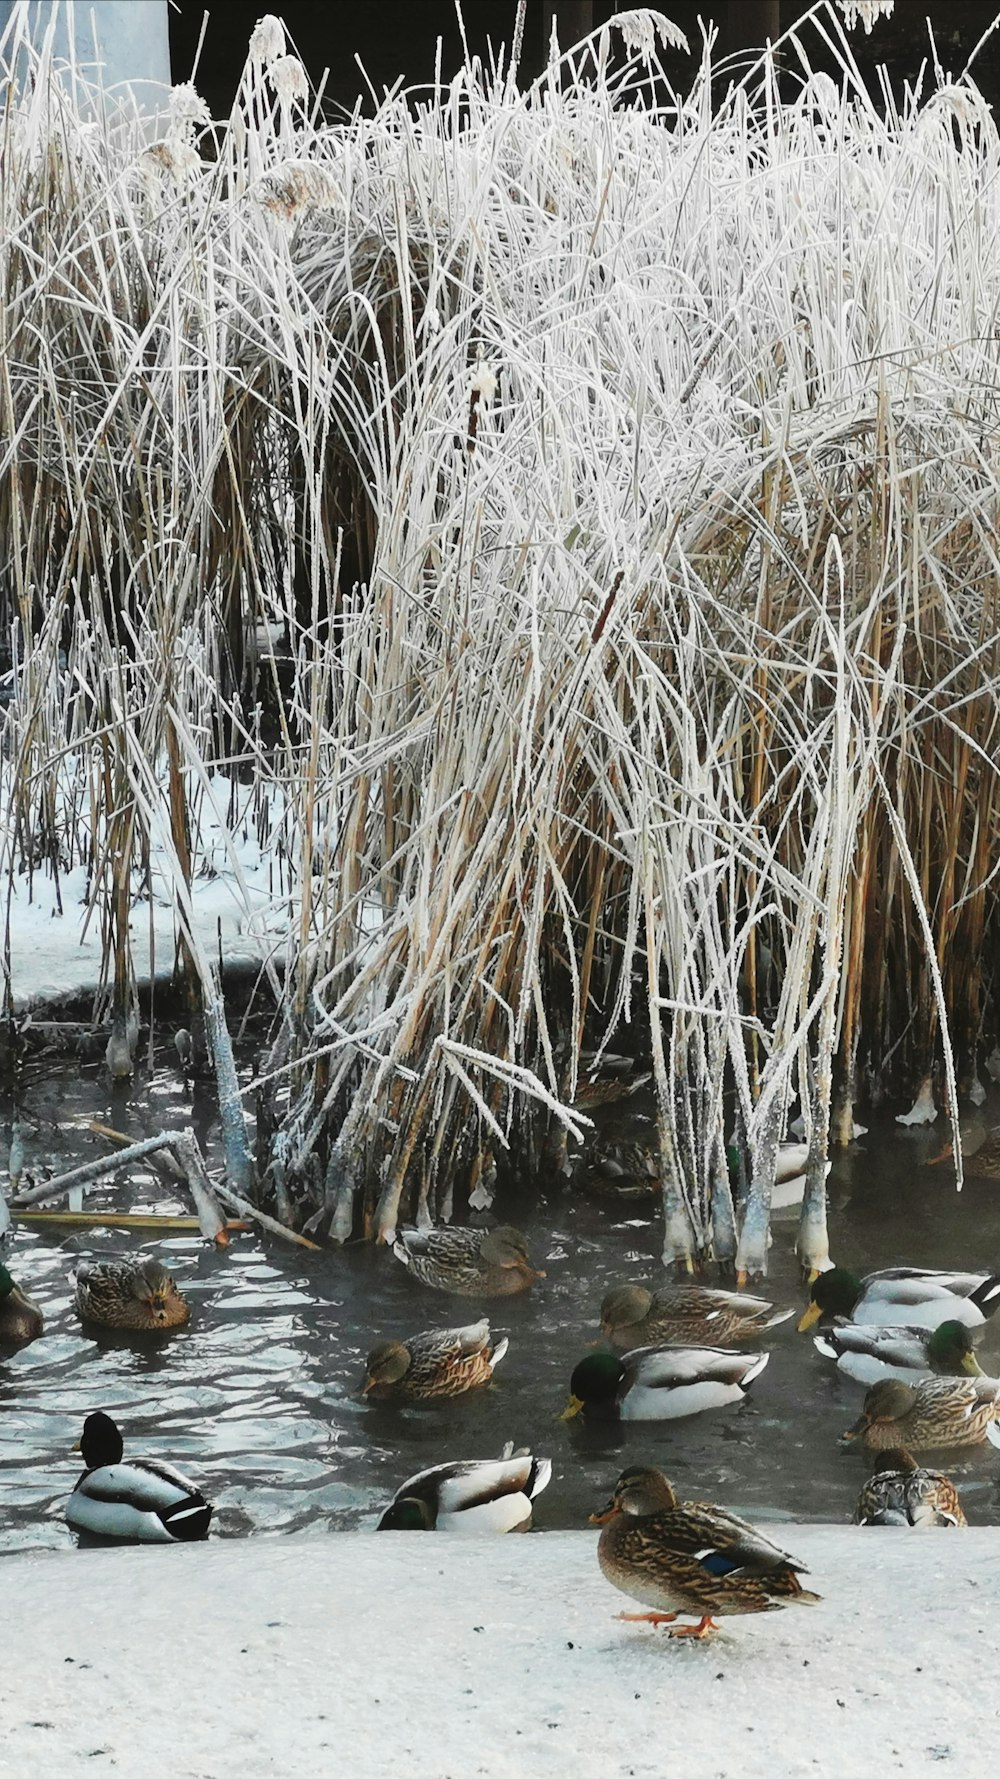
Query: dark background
xmin=166 ymin=2 xmax=1000 ymax=116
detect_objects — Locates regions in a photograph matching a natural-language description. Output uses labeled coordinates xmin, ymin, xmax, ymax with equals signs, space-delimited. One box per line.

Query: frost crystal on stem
xmin=838 ymin=1 xmax=894 ymax=32
xmin=611 ymin=10 xmax=689 ymax=57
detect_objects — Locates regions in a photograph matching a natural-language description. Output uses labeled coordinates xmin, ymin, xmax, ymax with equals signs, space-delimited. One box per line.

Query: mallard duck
xmin=362 ymin=1318 xmax=508 ymax=1401
xmin=390 ymin=1226 xmax=544 ymax=1297
xmin=70 ymin=1256 xmax=189 ymax=1331
xmin=797 ymin=1265 xmax=1000 ymax=1333
xmin=726 ymin=1140 xmax=831 ymax=1212
xmin=841 ymin=1376 xmax=1000 ymax=1450
xmin=571 ymin=1137 xmax=661 ymax=1200
xmin=590 ymin=1465 xmax=820 ymax=1638
xmin=66 ymin=1411 xmax=213 ymax=1543
xmin=930 ymin=1122 xmax=1000 ymax=1180
xmin=813 ymin=1317 xmax=983 ymax=1386
xmin=562 ymin=1345 xmax=768 ymax=1421
xmin=0 ymin=1262 xmax=43 ymax=1347
xmin=377 ymin=1446 xmax=551 ymax=1531
xmin=854 ymin=1448 xmax=966 ymax=1527
xmin=600 ymin=1283 xmax=792 ymax=1351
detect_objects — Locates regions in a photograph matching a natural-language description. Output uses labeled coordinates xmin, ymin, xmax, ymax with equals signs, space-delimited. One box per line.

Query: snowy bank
xmin=5 ymin=1528 xmax=993 ymax=1777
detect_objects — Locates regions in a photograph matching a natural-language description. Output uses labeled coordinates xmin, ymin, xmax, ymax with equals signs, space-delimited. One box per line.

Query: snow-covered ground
xmin=3 ymin=1528 xmax=991 ymax=1778
xmin=6 ymin=771 xmax=294 ymax=1009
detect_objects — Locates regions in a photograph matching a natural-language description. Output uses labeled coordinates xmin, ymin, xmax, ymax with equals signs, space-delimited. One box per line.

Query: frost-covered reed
xmin=2 ymin=5 xmax=1000 ymax=1273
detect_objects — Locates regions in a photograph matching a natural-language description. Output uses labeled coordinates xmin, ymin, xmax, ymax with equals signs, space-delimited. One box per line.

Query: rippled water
xmin=5 ymin=1056 xmax=1000 ymax=1551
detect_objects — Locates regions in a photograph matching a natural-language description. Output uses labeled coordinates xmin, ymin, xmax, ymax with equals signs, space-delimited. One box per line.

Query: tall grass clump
xmin=3 ymin=4 xmax=1000 ymax=1275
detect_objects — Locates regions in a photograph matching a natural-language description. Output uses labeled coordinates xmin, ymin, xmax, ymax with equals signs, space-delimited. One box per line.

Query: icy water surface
xmin=4 ymin=1056 xmax=1000 ymax=1550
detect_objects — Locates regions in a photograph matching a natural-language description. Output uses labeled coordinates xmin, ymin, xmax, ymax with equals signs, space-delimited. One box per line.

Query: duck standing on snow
xmin=0 ymin=1263 xmax=43 ymax=1347
xmin=854 ymin=1449 xmax=966 ymax=1527
xmin=66 ymin=1412 xmax=213 ymax=1542
xmin=562 ymin=1346 xmax=769 ymax=1421
xmin=590 ymin=1465 xmax=820 ymax=1639
xmin=599 ymin=1283 xmax=791 ymax=1350
xmin=841 ymin=1376 xmax=1000 ymax=1451
xmin=797 ymin=1265 xmax=1000 ymax=1333
xmin=390 ymin=1225 xmax=544 ymax=1297
xmin=377 ymin=1446 xmax=551 ymax=1531
xmin=71 ymin=1256 xmax=190 ymax=1331
xmin=362 ymin=1318 xmax=508 ymax=1401
xmin=813 ymin=1317 xmax=983 ymax=1387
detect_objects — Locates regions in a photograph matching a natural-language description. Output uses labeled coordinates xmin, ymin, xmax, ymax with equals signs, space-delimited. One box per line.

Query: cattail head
xmin=167 ymin=81 xmax=211 ymax=138
xmin=252 ymin=158 xmax=341 ymax=220
xmin=249 ymin=14 xmax=286 ymax=66
xmin=269 ymin=55 xmax=309 ymax=106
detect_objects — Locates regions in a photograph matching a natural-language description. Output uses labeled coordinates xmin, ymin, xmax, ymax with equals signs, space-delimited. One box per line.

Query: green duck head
xmin=925 ymin=1319 xmax=982 ymax=1375
xmin=797 ymin=1266 xmax=863 ymax=1331
xmin=599 ymin=1284 xmax=653 ymax=1338
xmin=362 ymin=1339 xmax=412 ymax=1393
xmin=0 ymin=1264 xmax=16 ymax=1300
xmin=561 ymin=1350 xmax=626 ymax=1418
xmin=842 ymin=1379 xmax=917 ymax=1443
xmin=75 ymin=1411 xmax=125 ymax=1469
xmin=377 ymin=1496 xmax=435 ymax=1530
xmin=589 ymin=1465 xmax=678 ymax=1523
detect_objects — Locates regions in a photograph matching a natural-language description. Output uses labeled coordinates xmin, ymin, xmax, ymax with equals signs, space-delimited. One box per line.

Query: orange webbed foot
xmin=616 ymin=1611 xmax=678 ymax=1625
xmin=668 ymin=1616 xmax=718 ymax=1639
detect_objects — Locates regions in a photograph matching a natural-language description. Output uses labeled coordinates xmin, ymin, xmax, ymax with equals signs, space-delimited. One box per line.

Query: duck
xmin=66 ymin=1411 xmax=213 ymax=1542
xmin=0 ymin=1262 xmax=43 ymax=1347
xmin=590 ymin=1465 xmax=821 ymax=1638
xmin=841 ymin=1376 xmax=1000 ymax=1451
xmin=599 ymin=1283 xmax=792 ymax=1351
xmin=362 ymin=1318 xmax=508 ymax=1401
xmin=930 ymin=1122 xmax=1000 ymax=1181
xmin=570 ymin=1136 xmax=661 ymax=1200
xmin=813 ymin=1317 xmax=983 ymax=1387
xmin=797 ymin=1265 xmax=1000 ymax=1333
xmin=561 ymin=1345 xmax=769 ymax=1422
xmin=726 ymin=1140 xmax=832 ymax=1212
xmin=390 ymin=1225 xmax=544 ymax=1297
xmin=377 ymin=1445 xmax=551 ymax=1531
xmin=853 ymin=1448 xmax=966 ymax=1527
xmin=70 ymin=1256 xmax=189 ymax=1331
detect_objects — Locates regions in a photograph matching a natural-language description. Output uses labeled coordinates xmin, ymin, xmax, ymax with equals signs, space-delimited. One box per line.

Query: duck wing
xmin=622 ymin=1345 xmax=769 ymax=1390
xmin=816 ymin=1321 xmax=931 ymax=1370
xmin=406 ymin=1319 xmax=493 ymax=1367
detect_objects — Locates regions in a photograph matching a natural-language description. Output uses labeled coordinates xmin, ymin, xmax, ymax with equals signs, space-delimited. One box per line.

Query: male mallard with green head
xmin=813 ymin=1317 xmax=983 ymax=1386
xmin=854 ymin=1448 xmax=966 ymax=1527
xmin=391 ymin=1225 xmax=544 ymax=1297
xmin=0 ymin=1263 xmax=43 ymax=1347
xmin=377 ymin=1447 xmax=551 ymax=1531
xmin=798 ymin=1265 xmax=1000 ymax=1333
xmin=362 ymin=1318 xmax=508 ymax=1401
xmin=67 ymin=1411 xmax=212 ymax=1542
xmin=600 ymin=1283 xmax=791 ymax=1350
xmin=562 ymin=1346 xmax=768 ymax=1421
xmin=70 ymin=1256 xmax=189 ymax=1331
xmin=842 ymin=1376 xmax=1000 ymax=1451
xmin=590 ymin=1465 xmax=820 ymax=1638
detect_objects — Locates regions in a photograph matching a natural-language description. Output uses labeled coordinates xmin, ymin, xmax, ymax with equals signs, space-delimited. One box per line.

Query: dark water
xmin=4 ymin=1056 xmax=1000 ymax=1552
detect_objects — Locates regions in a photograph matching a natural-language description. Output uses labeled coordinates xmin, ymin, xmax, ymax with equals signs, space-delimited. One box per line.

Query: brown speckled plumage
xmin=391 ymin=1226 xmax=543 ymax=1298
xmin=591 ymin=1467 xmax=820 ymax=1636
xmin=854 ymin=1448 xmax=966 ymax=1526
xmin=362 ymin=1318 xmax=508 ymax=1400
xmin=843 ymin=1376 xmax=1000 ymax=1451
xmin=600 ymin=1284 xmax=792 ymax=1351
xmin=71 ymin=1257 xmax=189 ymax=1331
